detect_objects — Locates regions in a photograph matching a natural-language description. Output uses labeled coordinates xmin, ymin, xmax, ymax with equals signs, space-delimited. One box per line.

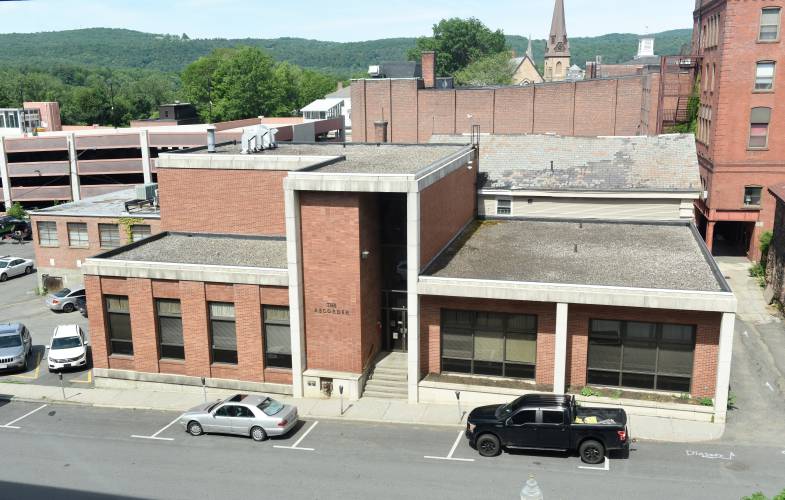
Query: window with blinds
xmin=749 ymin=107 xmax=772 ymax=149
xmin=67 ymin=222 xmax=88 ymax=248
xmin=99 ymin=224 xmax=121 ymax=248
xmin=156 ymin=299 xmax=183 ymax=360
xmin=106 ymin=295 xmax=133 ymax=356
xmin=209 ymin=302 xmax=237 ymax=364
xmin=131 ymin=224 xmax=152 ymax=242
xmin=263 ymin=306 xmax=291 ymax=368
xmin=37 ymin=221 xmax=58 ymax=247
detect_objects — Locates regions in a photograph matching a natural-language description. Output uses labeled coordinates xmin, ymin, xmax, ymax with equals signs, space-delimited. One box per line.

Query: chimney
xmin=207 ymin=125 xmax=216 ymax=153
xmin=374 ymin=120 xmax=388 ymax=143
xmin=422 ymin=50 xmax=436 ymax=88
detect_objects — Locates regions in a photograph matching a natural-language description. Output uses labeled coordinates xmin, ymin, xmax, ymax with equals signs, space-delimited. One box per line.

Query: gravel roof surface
xmin=429 ymin=134 xmax=700 ymax=192
xmin=212 ymin=143 xmax=469 ymax=175
xmin=107 ymin=233 xmax=286 ymax=269
xmin=424 ymin=220 xmax=724 ymax=292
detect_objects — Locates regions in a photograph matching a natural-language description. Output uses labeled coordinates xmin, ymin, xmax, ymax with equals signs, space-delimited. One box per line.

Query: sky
xmin=0 ymin=0 xmax=694 ymax=42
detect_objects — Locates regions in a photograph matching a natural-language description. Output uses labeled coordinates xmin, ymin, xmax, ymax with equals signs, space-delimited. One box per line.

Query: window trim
xmin=36 ymin=221 xmax=59 ymax=247
xmin=208 ymin=302 xmax=237 ymax=365
xmin=758 ymin=7 xmax=782 ymax=42
xmin=754 ymin=60 xmax=776 ymax=92
xmin=263 ymin=305 xmax=292 ymax=369
xmin=155 ymin=299 xmax=184 ymax=361
xmin=496 ymin=198 xmax=513 ymax=216
xmin=748 ymin=107 xmax=772 ymax=150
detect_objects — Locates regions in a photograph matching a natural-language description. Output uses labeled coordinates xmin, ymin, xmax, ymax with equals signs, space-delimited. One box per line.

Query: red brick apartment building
xmin=693 ymin=0 xmax=784 ymax=259
xmin=63 ymin=139 xmax=737 ymax=424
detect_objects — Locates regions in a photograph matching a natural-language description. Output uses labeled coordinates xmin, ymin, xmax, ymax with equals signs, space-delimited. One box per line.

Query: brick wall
xmin=419 ymin=163 xmax=477 ymax=269
xmin=157 ymin=168 xmax=286 ymax=236
xmin=766 ymin=197 xmax=785 ymax=303
xmin=31 ymin=215 xmax=161 ymax=270
xmin=354 ymin=77 xmax=646 ymax=143
xmin=86 ymin=275 xmax=290 ymax=384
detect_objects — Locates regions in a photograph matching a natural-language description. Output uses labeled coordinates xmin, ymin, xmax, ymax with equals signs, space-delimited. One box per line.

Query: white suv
xmin=47 ymin=324 xmax=88 ymax=371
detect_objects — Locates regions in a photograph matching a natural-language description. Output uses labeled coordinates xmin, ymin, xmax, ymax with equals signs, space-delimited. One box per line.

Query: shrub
xmin=580 ymin=387 xmax=603 ymax=397
xmin=6 ymin=202 xmax=27 ymax=220
xmin=697 ymin=397 xmax=713 ymax=407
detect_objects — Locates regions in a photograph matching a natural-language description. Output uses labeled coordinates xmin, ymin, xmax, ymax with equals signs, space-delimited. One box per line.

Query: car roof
xmin=225 ymin=394 xmax=267 ymax=406
xmin=0 ymin=323 xmax=23 ymax=335
xmin=53 ymin=324 xmax=81 ymax=338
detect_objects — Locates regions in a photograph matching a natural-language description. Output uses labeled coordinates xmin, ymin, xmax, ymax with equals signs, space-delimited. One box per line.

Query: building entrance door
xmin=383 ymin=291 xmax=407 ymax=352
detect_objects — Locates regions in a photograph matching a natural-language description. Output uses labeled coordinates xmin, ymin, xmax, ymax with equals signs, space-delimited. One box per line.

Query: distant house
xmin=510 ymin=55 xmax=544 ymax=86
xmin=301 ymin=83 xmax=352 ymax=128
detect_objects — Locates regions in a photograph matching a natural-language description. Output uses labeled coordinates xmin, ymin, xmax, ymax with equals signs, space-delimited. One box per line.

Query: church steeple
xmin=526 ymin=35 xmax=533 ymax=60
xmin=545 ymin=0 xmax=570 ymax=57
xmin=543 ymin=0 xmax=571 ymax=82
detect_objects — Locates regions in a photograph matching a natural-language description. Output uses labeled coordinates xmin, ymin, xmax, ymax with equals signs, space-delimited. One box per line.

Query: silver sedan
xmin=179 ymin=394 xmax=298 ymax=441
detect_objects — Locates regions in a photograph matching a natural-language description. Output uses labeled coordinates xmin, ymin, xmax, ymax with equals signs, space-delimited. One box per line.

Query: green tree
xmin=454 ymin=52 xmax=515 ymax=86
xmin=7 ymin=202 xmax=27 ymax=220
xmin=211 ymin=47 xmax=278 ymax=121
xmin=407 ymin=17 xmax=508 ymax=76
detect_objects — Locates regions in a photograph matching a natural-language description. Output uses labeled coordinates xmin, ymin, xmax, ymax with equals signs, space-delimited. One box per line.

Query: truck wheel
xmin=476 ymin=434 xmax=501 ymax=457
xmin=579 ymin=439 xmax=605 ymax=464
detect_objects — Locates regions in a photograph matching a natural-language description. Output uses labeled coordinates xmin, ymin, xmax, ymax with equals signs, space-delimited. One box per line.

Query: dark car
xmin=76 ymin=296 xmax=88 ymax=317
xmin=465 ymin=394 xmax=629 ymax=464
xmin=0 ymin=218 xmax=31 ymax=241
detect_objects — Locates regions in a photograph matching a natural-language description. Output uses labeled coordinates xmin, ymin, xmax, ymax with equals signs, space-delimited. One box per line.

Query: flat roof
xmin=210 ymin=143 xmax=470 ymax=176
xmin=101 ymin=232 xmax=287 ymax=269
xmin=429 ymin=134 xmax=700 ymax=193
xmin=29 ymin=188 xmax=160 ymax=219
xmin=424 ymin=219 xmax=726 ymax=292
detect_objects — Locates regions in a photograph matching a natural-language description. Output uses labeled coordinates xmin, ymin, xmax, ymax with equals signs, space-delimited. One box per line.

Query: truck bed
xmin=573 ymin=406 xmax=627 ymax=426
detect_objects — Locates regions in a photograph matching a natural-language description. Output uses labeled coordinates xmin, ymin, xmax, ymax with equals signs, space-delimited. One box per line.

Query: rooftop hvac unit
xmin=368 ymin=65 xmax=381 ymax=77
xmin=135 ymin=183 xmax=158 ymax=202
xmin=241 ymin=125 xmax=278 ymax=154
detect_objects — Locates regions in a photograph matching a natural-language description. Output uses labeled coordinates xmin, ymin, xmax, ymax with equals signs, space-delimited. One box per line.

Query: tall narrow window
xmin=156 ymin=299 xmax=184 ymax=360
xmin=749 ymin=107 xmax=772 ymax=149
xmin=37 ymin=221 xmax=58 ymax=247
xmin=67 ymin=222 xmax=88 ymax=248
xmin=98 ymin=223 xmax=121 ymax=248
xmin=131 ymin=224 xmax=151 ymax=242
xmin=209 ymin=302 xmax=237 ymax=364
xmin=106 ymin=296 xmax=133 ymax=356
xmin=759 ymin=7 xmax=781 ymax=41
xmin=755 ymin=61 xmax=776 ymax=90
xmin=263 ymin=306 xmax=292 ymax=368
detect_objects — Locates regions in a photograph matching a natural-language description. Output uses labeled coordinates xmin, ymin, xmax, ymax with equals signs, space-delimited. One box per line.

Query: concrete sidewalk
xmin=0 ymin=378 xmax=723 ymax=442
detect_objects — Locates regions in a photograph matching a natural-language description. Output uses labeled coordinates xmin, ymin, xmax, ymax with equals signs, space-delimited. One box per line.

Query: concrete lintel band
xmin=0 ymin=137 xmax=11 ymax=208
xmin=553 ymin=303 xmax=569 ymax=394
xmin=284 ymin=188 xmax=306 ymax=398
xmin=713 ymin=312 xmax=735 ymax=423
xmin=406 ymin=191 xmax=421 ymax=403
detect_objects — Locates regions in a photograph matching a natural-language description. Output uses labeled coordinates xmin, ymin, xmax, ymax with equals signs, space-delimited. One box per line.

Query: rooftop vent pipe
xmin=207 ymin=125 xmax=216 ymax=153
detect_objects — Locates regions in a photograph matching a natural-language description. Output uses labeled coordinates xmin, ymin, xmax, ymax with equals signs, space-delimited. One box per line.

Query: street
xmin=0 ymin=399 xmax=784 ymax=500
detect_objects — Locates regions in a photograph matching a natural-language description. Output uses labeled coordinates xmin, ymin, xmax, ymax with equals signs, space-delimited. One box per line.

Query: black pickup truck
xmin=465 ymin=394 xmax=629 ymax=464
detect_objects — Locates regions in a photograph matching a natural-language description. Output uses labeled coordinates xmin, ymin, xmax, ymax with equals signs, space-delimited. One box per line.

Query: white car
xmin=47 ymin=324 xmax=88 ymax=372
xmin=0 ymin=255 xmax=34 ymax=282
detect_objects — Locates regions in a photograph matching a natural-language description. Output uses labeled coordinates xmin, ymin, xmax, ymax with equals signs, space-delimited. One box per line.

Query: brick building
xmin=692 ymin=0 xmax=784 ymax=259
xmin=70 ymin=137 xmax=736 ymax=424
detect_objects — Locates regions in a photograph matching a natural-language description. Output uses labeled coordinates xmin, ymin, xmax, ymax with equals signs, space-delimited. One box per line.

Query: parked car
xmin=179 ymin=393 xmax=298 ymax=441
xmin=45 ymin=287 xmax=86 ymax=313
xmin=0 ymin=255 xmax=35 ymax=282
xmin=46 ymin=324 xmax=88 ymax=372
xmin=76 ymin=296 xmax=88 ymax=318
xmin=0 ymin=217 xmax=31 ymax=240
xmin=465 ymin=394 xmax=629 ymax=464
xmin=0 ymin=323 xmax=33 ymax=372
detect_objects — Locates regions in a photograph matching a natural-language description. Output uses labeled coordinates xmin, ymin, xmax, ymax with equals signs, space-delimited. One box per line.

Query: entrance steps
xmin=363 ymin=352 xmax=408 ymax=399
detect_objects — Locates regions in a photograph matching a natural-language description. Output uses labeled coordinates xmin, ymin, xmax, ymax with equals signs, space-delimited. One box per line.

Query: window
xmin=156 ymin=299 xmax=184 ymax=360
xmin=744 ymin=186 xmax=763 ymax=207
xmin=67 ymin=222 xmax=88 ymax=248
xmin=749 ymin=107 xmax=772 ymax=149
xmin=37 ymin=221 xmax=58 ymax=247
xmin=510 ymin=409 xmax=536 ymax=425
xmin=98 ymin=223 xmax=121 ymax=248
xmin=496 ymin=199 xmax=512 ymax=216
xmin=441 ymin=310 xmax=537 ymax=379
xmin=209 ymin=302 xmax=237 ymax=364
xmin=587 ymin=319 xmax=696 ymax=392
xmin=755 ymin=61 xmax=776 ymax=90
xmin=106 ymin=296 xmax=133 ymax=356
xmin=263 ymin=306 xmax=291 ymax=368
xmin=131 ymin=224 xmax=151 ymax=242
xmin=759 ymin=7 xmax=781 ymax=41
xmin=542 ymin=410 xmax=565 ymax=425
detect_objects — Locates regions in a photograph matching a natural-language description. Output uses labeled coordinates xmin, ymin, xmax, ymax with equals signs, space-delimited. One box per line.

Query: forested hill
xmin=0 ymin=28 xmax=692 ymax=76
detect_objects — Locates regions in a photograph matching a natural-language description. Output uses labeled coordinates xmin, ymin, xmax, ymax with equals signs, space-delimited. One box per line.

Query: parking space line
xmin=10 ymin=352 xmax=42 ymax=380
xmin=424 ymin=430 xmax=475 ymax=462
xmin=0 ymin=404 xmax=47 ymax=429
xmin=70 ymin=369 xmax=92 ymax=384
xmin=130 ymin=416 xmax=180 ymax=441
xmin=274 ymin=420 xmax=318 ymax=451
xmin=578 ymin=457 xmax=610 ymax=471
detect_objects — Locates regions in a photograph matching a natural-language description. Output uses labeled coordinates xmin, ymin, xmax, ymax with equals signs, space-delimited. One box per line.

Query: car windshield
xmin=496 ymin=396 xmax=527 ymax=419
xmin=52 ymin=336 xmax=82 ymax=349
xmin=0 ymin=335 xmax=22 ymax=348
xmin=53 ymin=288 xmax=72 ymax=298
xmin=257 ymin=398 xmax=284 ymax=416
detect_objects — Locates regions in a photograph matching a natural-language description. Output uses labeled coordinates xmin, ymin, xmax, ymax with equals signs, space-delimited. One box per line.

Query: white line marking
xmin=578 ymin=457 xmax=610 ymax=471
xmin=424 ymin=430 xmax=476 ymax=462
xmin=130 ymin=416 xmax=180 ymax=442
xmin=686 ymin=450 xmax=734 ymax=461
xmin=765 ymin=382 xmax=775 ymax=392
xmin=0 ymin=404 xmax=47 ymax=428
xmin=274 ymin=420 xmax=318 ymax=451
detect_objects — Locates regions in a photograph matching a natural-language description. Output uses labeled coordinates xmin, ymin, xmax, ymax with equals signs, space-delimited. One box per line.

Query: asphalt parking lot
xmin=0 ymin=399 xmax=784 ymax=499
xmin=0 ymin=240 xmax=92 ymax=388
